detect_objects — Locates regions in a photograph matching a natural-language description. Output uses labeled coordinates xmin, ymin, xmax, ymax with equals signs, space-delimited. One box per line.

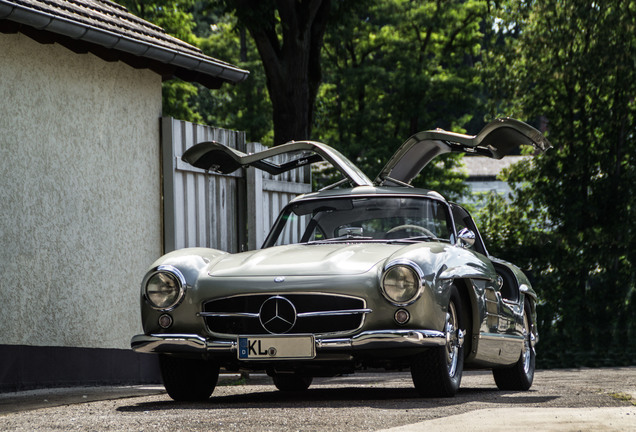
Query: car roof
xmin=286 ymin=185 xmax=448 ymax=205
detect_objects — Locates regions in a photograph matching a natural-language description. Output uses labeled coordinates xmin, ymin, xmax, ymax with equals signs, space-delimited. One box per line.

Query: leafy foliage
xmin=116 ymin=0 xmax=273 ymax=141
xmin=316 ymin=0 xmax=486 ymax=199
xmin=477 ymin=0 xmax=636 ymax=367
xmin=219 ymin=0 xmax=332 ymax=145
xmin=117 ymin=0 xmax=203 ymax=122
xmin=194 ymin=10 xmax=274 ymax=144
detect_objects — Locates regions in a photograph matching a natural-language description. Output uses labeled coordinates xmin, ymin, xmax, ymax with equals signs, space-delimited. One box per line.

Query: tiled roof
xmin=0 ymin=0 xmax=248 ymax=88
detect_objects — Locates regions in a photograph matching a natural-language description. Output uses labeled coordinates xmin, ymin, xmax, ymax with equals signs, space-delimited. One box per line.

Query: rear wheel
xmin=159 ymin=355 xmax=220 ymax=401
xmin=272 ymin=373 xmax=313 ymax=391
xmin=411 ymin=285 xmax=465 ymax=397
xmin=492 ymin=299 xmax=535 ymax=390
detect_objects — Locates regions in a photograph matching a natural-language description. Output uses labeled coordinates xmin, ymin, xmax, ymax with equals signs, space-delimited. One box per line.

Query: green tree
xmin=116 ymin=0 xmax=203 ymax=122
xmin=315 ymin=0 xmax=488 ymax=199
xmin=194 ymin=10 xmax=274 ymax=144
xmin=115 ymin=0 xmax=273 ymax=141
xmin=479 ymin=0 xmax=636 ymax=367
xmin=220 ymin=0 xmax=332 ymax=145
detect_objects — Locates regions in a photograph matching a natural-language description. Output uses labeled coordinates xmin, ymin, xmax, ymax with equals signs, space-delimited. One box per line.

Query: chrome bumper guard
xmin=131 ymin=329 xmax=446 ymax=355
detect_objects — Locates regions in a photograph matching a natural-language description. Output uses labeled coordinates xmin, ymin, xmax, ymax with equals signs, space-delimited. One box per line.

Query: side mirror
xmin=457 ymin=227 xmax=476 ymax=248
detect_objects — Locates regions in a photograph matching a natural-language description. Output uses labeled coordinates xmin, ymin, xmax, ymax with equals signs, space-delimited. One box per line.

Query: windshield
xmin=263 ymin=196 xmax=452 ymax=248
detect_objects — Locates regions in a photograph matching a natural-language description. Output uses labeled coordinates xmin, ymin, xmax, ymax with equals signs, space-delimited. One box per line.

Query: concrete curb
xmin=378 ymin=407 xmax=636 ymax=432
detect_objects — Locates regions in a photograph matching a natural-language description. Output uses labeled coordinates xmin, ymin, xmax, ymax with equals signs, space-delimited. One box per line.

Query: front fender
xmin=148 ymin=248 xmax=228 ymax=284
xmin=490 ymin=257 xmax=538 ymax=301
xmin=139 ymin=248 xmax=228 ymax=334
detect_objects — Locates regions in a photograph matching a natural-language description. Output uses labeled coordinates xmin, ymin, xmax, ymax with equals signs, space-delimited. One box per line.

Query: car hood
xmin=207 ymin=243 xmax=418 ymax=277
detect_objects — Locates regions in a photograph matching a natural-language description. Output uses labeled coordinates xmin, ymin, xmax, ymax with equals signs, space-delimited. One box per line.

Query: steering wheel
xmin=386 ymin=224 xmax=436 ymax=239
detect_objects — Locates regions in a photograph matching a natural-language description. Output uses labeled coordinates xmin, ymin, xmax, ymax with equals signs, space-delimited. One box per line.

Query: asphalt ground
xmin=0 ymin=368 xmax=634 ymax=431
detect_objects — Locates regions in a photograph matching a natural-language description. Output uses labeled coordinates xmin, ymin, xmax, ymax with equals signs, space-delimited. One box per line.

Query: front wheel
xmin=159 ymin=355 xmax=220 ymax=401
xmin=411 ymin=285 xmax=465 ymax=397
xmin=492 ymin=299 xmax=536 ymax=390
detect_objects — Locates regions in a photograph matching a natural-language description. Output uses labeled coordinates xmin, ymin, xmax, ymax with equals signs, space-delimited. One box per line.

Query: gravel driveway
xmin=1 ymin=368 xmax=634 ymax=431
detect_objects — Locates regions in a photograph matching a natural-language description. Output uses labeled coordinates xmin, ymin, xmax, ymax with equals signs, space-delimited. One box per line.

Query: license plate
xmin=237 ymin=335 xmax=315 ymax=360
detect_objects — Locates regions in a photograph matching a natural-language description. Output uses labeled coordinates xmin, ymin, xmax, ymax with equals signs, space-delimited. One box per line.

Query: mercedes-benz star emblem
xmin=259 ymin=296 xmax=297 ymax=334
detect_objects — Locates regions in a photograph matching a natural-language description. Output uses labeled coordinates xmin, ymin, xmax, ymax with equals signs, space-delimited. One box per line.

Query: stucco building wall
xmin=0 ymin=33 xmax=163 ymax=350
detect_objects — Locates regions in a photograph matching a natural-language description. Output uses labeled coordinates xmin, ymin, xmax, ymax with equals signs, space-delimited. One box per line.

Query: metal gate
xmin=161 ymin=117 xmax=311 ymax=253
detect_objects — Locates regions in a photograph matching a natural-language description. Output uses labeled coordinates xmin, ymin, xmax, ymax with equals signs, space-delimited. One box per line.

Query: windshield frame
xmin=262 ymin=193 xmax=456 ymax=249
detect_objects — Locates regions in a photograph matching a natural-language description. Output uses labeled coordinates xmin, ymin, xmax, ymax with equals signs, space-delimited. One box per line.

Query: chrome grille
xmin=201 ymin=293 xmax=370 ymax=335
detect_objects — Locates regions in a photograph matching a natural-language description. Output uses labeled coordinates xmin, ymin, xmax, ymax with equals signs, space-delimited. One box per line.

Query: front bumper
xmin=131 ymin=329 xmax=446 ymax=355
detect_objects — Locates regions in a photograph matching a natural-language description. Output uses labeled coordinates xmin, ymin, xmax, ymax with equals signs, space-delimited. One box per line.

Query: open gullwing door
xmin=375 ymin=118 xmax=552 ymax=186
xmin=182 ymin=140 xmax=373 ymax=188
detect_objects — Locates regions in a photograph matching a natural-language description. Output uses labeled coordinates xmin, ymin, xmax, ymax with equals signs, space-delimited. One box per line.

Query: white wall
xmin=0 ymin=33 xmax=163 ymax=349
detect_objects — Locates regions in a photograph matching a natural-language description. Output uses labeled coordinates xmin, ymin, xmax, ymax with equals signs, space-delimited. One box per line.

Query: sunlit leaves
xmin=316 ymin=0 xmax=487 ymax=200
xmin=478 ymin=0 xmax=636 ymax=367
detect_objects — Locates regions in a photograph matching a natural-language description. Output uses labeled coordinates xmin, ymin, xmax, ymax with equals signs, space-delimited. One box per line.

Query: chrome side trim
xmin=479 ymin=332 xmax=524 ymax=342
xmin=198 ymin=312 xmax=260 ymax=318
xmin=198 ymin=308 xmax=373 ymax=318
xmin=474 ymin=332 xmax=524 ymax=366
xmin=297 ymin=309 xmax=373 ymax=318
xmin=131 ymin=329 xmax=445 ymax=355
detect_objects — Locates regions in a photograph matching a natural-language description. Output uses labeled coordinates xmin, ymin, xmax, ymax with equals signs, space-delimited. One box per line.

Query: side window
xmin=452 ymin=207 xmax=469 ymax=234
xmin=451 ymin=204 xmax=488 ymax=255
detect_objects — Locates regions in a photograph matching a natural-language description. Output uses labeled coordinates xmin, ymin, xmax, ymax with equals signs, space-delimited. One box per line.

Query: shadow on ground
xmin=116 ymin=382 xmax=558 ymax=413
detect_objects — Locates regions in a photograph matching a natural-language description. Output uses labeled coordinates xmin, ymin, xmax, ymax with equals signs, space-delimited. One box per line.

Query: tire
xmin=159 ymin=355 xmax=220 ymax=401
xmin=492 ymin=299 xmax=536 ymax=391
xmin=272 ymin=373 xmax=313 ymax=391
xmin=411 ymin=285 xmax=465 ymax=397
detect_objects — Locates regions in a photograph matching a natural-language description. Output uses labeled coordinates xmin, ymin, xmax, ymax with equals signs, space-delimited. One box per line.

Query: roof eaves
xmin=0 ymin=0 xmax=249 ymax=88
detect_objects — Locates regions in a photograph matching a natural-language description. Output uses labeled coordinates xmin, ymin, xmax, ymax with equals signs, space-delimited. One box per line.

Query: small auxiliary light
xmin=158 ymin=314 xmax=173 ymax=329
xmin=394 ymin=309 xmax=410 ymax=325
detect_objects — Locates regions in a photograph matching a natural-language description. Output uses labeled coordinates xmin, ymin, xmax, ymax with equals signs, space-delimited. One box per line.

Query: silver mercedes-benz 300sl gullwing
xmin=131 ymin=118 xmax=550 ymax=400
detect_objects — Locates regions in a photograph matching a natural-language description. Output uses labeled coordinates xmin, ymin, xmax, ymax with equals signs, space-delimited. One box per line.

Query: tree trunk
xmin=233 ymin=0 xmax=331 ymax=145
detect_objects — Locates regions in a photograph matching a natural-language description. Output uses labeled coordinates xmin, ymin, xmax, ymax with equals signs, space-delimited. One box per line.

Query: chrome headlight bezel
xmin=142 ymin=265 xmax=187 ymax=311
xmin=380 ymin=260 xmax=424 ymax=306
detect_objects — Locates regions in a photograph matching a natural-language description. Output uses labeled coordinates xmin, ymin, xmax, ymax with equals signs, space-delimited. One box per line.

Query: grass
xmin=609 ymin=392 xmax=636 ymax=406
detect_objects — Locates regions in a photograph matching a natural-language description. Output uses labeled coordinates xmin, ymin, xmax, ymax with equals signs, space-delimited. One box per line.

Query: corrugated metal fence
xmin=161 ymin=117 xmax=311 ymax=253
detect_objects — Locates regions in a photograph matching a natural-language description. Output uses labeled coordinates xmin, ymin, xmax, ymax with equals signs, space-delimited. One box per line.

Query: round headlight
xmin=381 ymin=262 xmax=422 ymax=306
xmin=144 ymin=266 xmax=186 ymax=310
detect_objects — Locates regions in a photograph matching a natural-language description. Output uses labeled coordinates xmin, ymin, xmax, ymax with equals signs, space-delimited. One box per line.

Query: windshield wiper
xmin=387 ymin=235 xmax=439 ymax=244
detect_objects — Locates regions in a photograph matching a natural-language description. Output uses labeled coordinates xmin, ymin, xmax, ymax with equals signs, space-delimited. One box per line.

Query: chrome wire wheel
xmin=445 ymin=303 xmax=460 ymax=378
xmin=492 ymin=298 xmax=536 ymax=391
xmin=411 ymin=285 xmax=465 ymax=397
xmin=521 ymin=312 xmax=532 ymax=374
